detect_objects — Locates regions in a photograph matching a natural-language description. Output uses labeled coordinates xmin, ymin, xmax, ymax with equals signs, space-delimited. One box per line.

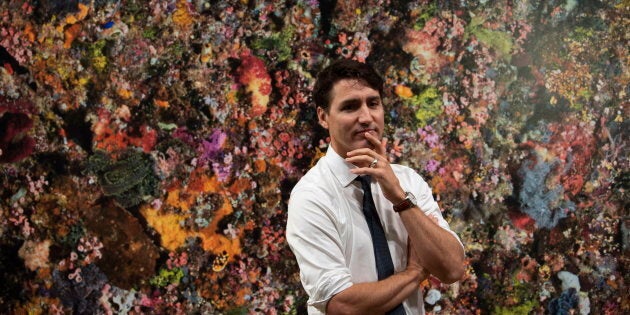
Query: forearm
xmin=326 ymin=269 xmax=422 ymax=315
xmin=399 ymin=208 xmax=465 ymax=283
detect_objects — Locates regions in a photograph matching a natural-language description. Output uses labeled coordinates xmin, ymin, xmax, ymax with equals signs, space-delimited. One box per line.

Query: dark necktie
xmin=357 ymin=176 xmax=406 ymax=315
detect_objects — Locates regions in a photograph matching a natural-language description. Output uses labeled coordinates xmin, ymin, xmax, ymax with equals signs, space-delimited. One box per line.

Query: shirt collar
xmin=324 ymin=146 xmax=359 ymax=188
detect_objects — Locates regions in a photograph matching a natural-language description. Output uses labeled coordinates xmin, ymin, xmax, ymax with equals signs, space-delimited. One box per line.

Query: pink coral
xmin=403 ymin=25 xmax=445 ymax=75
xmin=18 ymin=239 xmax=51 ymax=271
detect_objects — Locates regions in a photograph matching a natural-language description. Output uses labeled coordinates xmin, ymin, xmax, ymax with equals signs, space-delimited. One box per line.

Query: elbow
xmin=327 ymin=299 xmax=381 ymax=315
xmin=326 ymin=303 xmax=357 ymax=315
xmin=441 ymin=259 xmax=466 ymax=284
xmin=441 ymin=266 xmax=465 ymax=284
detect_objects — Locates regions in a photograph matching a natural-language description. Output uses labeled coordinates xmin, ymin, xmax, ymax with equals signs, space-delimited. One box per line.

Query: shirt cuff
xmin=308 ymin=271 xmax=353 ymax=312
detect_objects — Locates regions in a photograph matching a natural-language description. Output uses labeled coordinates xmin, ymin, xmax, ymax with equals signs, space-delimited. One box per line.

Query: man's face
xmin=317 ymin=79 xmax=384 ymax=157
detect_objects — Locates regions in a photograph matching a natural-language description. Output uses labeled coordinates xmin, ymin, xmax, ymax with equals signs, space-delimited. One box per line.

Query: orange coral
xmin=141 ymin=171 xmax=244 ymax=262
xmin=140 ymin=209 xmax=188 ymax=250
xmin=234 ymin=287 xmax=251 ymax=306
xmin=172 ymin=0 xmax=195 ymax=30
xmin=24 ymin=23 xmax=36 ymax=42
xmin=117 ymin=88 xmax=133 ymax=100
xmin=58 ymin=3 xmax=90 ymax=48
xmin=63 ymin=24 xmax=81 ymax=49
xmin=395 ymin=85 xmax=413 ymax=98
xmin=164 ymin=189 xmax=193 ymax=212
xmin=254 ymin=158 xmax=267 ymax=173
xmin=154 ymin=99 xmax=169 ymax=108
xmin=228 ymin=177 xmax=251 ymax=195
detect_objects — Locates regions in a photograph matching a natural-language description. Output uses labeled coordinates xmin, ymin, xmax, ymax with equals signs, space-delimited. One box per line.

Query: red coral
xmin=520 ymin=119 xmax=596 ymax=198
xmin=93 ymin=108 xmax=157 ymax=153
xmin=236 ymin=52 xmax=272 ymax=116
xmin=0 ymin=97 xmax=36 ymax=163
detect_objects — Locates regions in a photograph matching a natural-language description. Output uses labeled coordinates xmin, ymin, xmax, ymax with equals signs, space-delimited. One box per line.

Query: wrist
xmin=391 ymin=190 xmax=407 ymax=205
xmin=393 ymin=191 xmax=417 ymax=213
xmin=402 ymin=268 xmax=422 ymax=282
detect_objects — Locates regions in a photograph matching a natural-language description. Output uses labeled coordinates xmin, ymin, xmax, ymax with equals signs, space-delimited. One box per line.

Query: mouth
xmin=354 ymin=128 xmax=378 ymax=137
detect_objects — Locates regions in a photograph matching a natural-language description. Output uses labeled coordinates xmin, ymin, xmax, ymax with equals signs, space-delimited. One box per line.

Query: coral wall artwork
xmin=0 ymin=0 xmax=627 ymax=314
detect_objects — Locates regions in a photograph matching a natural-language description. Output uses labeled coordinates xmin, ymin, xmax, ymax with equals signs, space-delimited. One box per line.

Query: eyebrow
xmin=339 ymin=95 xmax=381 ymax=106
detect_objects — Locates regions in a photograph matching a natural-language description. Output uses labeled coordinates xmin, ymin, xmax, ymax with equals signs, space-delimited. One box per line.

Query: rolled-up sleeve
xmin=410 ymin=172 xmax=463 ymax=248
xmin=286 ymin=187 xmax=353 ymax=312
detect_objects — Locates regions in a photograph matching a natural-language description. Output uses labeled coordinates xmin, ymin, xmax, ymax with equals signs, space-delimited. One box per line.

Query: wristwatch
xmin=393 ymin=191 xmax=417 ymax=212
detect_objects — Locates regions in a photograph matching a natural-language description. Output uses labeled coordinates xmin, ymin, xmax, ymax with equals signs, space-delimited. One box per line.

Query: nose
xmin=357 ymin=103 xmax=372 ymax=124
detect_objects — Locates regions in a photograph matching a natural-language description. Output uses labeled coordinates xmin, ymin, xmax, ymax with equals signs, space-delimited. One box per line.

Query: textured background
xmin=0 ymin=0 xmax=628 ymax=314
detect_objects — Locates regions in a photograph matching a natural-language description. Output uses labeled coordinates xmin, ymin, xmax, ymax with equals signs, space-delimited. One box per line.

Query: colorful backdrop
xmin=0 ymin=0 xmax=628 ymax=314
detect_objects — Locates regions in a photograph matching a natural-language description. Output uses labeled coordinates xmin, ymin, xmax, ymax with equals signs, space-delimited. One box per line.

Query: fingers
xmin=345 ymin=147 xmax=383 ymax=160
xmin=346 ymin=153 xmax=383 ymax=171
xmin=363 ymin=132 xmax=387 ymax=155
xmin=347 ymin=149 xmax=404 ymax=203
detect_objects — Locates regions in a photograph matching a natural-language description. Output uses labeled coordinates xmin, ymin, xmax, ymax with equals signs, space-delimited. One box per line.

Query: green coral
xmin=465 ymin=16 xmax=513 ymax=59
xmin=142 ymin=27 xmax=159 ymax=40
xmin=409 ymin=86 xmax=443 ymax=128
xmin=169 ymin=42 xmax=185 ymax=60
xmin=150 ymin=267 xmax=184 ymax=287
xmin=225 ymin=307 xmax=249 ymax=315
xmin=493 ymin=300 xmax=538 ymax=315
xmin=85 ymin=149 xmax=159 ymax=208
xmin=251 ymin=26 xmax=295 ymax=62
xmin=492 ymin=276 xmax=539 ymax=314
xmin=413 ymin=2 xmax=437 ymax=30
xmin=571 ymin=26 xmax=596 ymax=42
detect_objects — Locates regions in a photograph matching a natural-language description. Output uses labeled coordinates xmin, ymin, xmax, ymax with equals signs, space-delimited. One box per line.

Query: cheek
xmin=375 ymin=113 xmax=385 ymax=125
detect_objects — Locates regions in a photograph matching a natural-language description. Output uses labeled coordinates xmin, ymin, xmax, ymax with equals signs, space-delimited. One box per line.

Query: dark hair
xmin=313 ymin=59 xmax=384 ymax=111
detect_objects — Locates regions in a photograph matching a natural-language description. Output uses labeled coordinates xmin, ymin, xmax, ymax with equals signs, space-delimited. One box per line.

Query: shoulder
xmin=289 ymin=162 xmax=337 ymax=210
xmin=286 ymin=163 xmax=342 ymax=235
xmin=292 ymin=163 xmax=331 ymax=194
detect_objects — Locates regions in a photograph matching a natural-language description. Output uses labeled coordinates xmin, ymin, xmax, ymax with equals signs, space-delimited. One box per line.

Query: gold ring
xmin=369 ymin=158 xmax=378 ymax=168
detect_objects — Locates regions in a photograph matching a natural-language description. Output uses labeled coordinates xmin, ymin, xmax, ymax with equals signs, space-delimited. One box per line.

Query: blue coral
xmin=518 ymin=153 xmax=576 ymax=229
xmin=547 ymin=288 xmax=579 ymax=315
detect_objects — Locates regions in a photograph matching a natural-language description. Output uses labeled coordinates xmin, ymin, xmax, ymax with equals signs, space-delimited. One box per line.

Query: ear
xmin=317 ymin=106 xmax=329 ymax=129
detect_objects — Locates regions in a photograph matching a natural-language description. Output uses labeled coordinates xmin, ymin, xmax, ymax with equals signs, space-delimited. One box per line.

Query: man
xmin=286 ymin=59 xmax=465 ymax=315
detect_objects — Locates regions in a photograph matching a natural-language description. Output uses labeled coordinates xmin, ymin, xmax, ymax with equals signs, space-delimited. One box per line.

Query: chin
xmin=358 ymin=143 xmax=374 ymax=150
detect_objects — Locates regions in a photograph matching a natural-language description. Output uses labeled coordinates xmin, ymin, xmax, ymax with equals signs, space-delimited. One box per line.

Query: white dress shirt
xmin=286 ymin=147 xmax=461 ymax=314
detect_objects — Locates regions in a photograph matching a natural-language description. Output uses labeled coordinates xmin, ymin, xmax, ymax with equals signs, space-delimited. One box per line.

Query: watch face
xmin=407 ymin=192 xmax=417 ymax=205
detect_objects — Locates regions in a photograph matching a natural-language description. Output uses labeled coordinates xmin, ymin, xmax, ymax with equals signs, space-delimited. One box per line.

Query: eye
xmin=369 ymin=99 xmax=381 ymax=107
xmin=339 ymin=102 xmax=359 ymax=111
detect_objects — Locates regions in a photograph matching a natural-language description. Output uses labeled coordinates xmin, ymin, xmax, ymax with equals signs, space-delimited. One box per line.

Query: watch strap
xmin=393 ymin=192 xmax=415 ymax=212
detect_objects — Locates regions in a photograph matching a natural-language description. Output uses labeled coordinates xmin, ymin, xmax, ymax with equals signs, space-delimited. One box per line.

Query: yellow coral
xmin=141 ymin=173 xmax=243 ymax=261
xmin=246 ymin=78 xmax=270 ymax=115
xmin=92 ymin=55 xmax=107 ymax=72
